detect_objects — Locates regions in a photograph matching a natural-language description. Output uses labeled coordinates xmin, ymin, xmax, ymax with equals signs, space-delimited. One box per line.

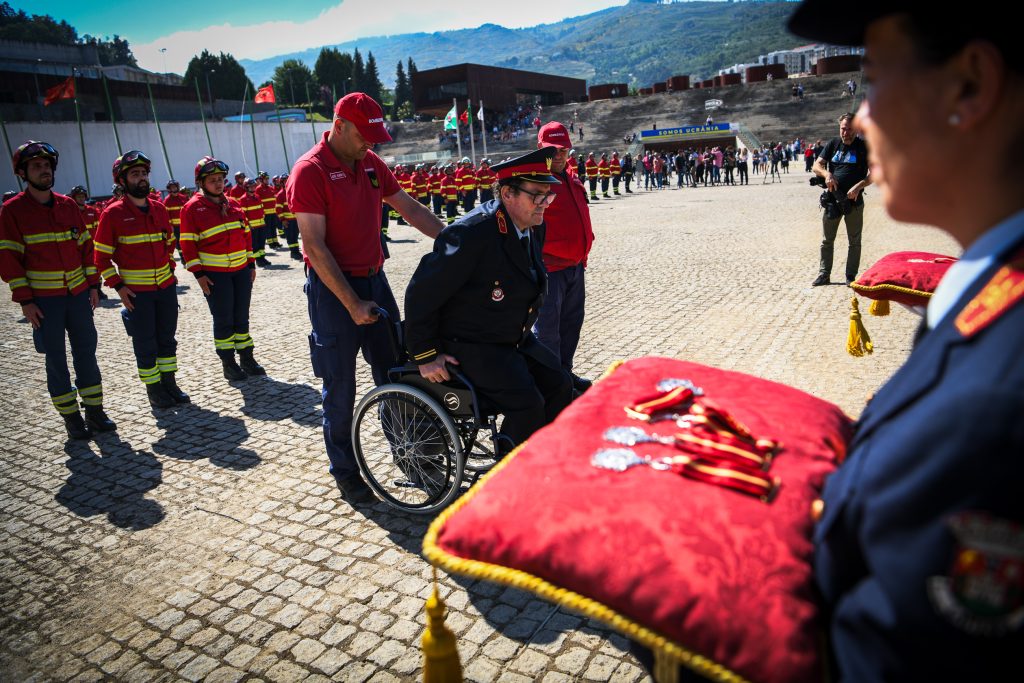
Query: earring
xmin=948 ymin=113 xmax=961 ymax=126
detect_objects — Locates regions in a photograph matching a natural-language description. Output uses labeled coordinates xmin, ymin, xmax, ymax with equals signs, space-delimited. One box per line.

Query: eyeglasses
xmin=516 ymin=187 xmax=556 ymax=206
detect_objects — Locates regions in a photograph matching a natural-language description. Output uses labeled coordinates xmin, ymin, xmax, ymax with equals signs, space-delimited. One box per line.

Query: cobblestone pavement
xmin=0 ymin=172 xmax=958 ymax=683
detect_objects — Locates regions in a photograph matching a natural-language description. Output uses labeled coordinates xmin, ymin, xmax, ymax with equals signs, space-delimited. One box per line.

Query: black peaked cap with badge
xmin=492 ymin=147 xmax=561 ymax=185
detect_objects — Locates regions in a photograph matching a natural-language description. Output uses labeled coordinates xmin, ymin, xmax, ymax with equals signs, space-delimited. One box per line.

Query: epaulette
xmin=955 ymin=248 xmax=1024 ymax=338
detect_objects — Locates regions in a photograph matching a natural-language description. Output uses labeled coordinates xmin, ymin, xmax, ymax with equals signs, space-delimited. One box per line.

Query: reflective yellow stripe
xmin=78 ymin=384 xmax=102 ymax=397
xmin=0 ymin=240 xmax=25 ymax=253
xmin=169 ymin=218 xmax=181 ymax=225
xmin=83 ymin=266 xmax=97 ymax=276
xmin=8 ymin=277 xmax=28 ymax=289
xmin=117 ymin=233 xmax=167 ymax=245
xmin=101 ymin=267 xmax=117 ymax=281
xmin=94 ymin=241 xmax=115 ymax=254
xmin=248 ymin=219 xmax=265 ymax=227
xmin=184 ymin=258 xmax=201 ymax=269
xmin=179 ymin=233 xmax=199 ymax=242
xmin=23 ymin=231 xmax=73 ymax=244
xmin=198 ymin=221 xmax=242 ymax=240
xmin=77 ymin=232 xmax=91 ymax=246
xmin=25 ymin=267 xmax=86 ymax=290
xmin=198 ymin=250 xmax=248 ymax=268
xmin=119 ymin=265 xmax=174 ymax=286
xmin=51 ymin=389 xmax=78 ymax=403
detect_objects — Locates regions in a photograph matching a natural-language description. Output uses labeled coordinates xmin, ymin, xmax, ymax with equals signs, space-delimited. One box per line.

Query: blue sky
xmin=15 ymin=1 xmax=628 ymax=74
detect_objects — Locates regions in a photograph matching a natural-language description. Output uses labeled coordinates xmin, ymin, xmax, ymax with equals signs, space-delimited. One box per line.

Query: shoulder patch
xmin=955 ymin=252 xmax=1024 ymax=338
xmin=928 ymin=511 xmax=1024 ymax=636
xmin=496 ymin=210 xmax=507 ymax=234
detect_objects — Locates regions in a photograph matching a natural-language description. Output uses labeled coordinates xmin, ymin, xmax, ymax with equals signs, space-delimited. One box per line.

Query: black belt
xmin=343 ymin=266 xmax=380 ymax=278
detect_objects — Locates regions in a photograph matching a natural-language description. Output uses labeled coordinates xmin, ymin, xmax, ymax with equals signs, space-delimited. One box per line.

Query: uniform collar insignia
xmin=496 ymin=209 xmax=508 ymax=234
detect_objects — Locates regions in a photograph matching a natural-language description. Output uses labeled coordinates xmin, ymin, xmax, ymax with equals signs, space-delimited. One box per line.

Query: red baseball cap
xmin=537 ymin=122 xmax=572 ymax=149
xmin=334 ymin=92 xmax=392 ymax=144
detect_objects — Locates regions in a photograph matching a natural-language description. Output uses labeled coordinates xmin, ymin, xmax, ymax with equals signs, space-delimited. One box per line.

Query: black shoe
xmin=290 ymin=248 xmax=303 ymax=261
xmin=146 ymin=382 xmax=176 ymax=409
xmin=83 ymin=405 xmax=117 ymax=432
xmin=160 ymin=372 xmax=191 ymax=403
xmin=336 ymin=473 xmax=376 ymax=504
xmin=811 ymin=274 xmax=830 ymax=287
xmin=62 ymin=411 xmax=93 ymax=440
xmin=571 ymin=374 xmax=593 ymax=396
xmin=238 ymin=349 xmax=266 ymax=376
xmin=256 ymin=257 xmax=271 ymax=268
xmin=221 ymin=357 xmax=246 ymax=381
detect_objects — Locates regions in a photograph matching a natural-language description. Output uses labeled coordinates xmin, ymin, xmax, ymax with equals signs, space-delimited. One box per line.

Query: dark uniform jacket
xmin=815 ymin=230 xmax=1024 ymax=680
xmin=404 ymin=199 xmax=547 ymax=366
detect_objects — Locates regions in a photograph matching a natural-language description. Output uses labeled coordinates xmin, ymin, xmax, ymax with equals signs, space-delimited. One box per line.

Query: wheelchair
xmin=350 ymin=309 xmax=509 ymax=515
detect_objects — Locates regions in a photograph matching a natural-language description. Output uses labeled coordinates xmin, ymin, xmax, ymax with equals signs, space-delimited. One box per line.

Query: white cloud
xmin=134 ymin=0 xmax=625 ymax=74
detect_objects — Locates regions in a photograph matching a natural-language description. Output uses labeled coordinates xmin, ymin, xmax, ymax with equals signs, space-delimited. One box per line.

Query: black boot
xmin=160 ymin=372 xmax=191 ymax=403
xmin=238 ymin=348 xmax=266 ymax=376
xmin=290 ymin=248 xmax=302 ymax=261
xmin=62 ymin=411 xmax=93 ymax=440
xmin=220 ymin=352 xmax=246 ymax=381
xmin=146 ymin=382 xmax=176 ymax=409
xmin=83 ymin=405 xmax=117 ymax=432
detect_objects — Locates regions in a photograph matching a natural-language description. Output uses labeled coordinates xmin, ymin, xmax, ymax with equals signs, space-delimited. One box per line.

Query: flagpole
xmin=240 ymin=82 xmax=250 ymax=174
xmin=145 ymin=75 xmax=172 ymax=182
xmin=71 ymin=71 xmax=91 ymax=196
xmin=479 ymin=100 xmax=487 ymax=158
xmin=468 ymin=99 xmax=476 ymax=165
xmin=0 ymin=117 xmax=23 ymax=190
xmin=304 ymin=82 xmax=317 ymax=143
xmin=453 ymin=98 xmax=462 ymax=161
xmin=100 ymin=73 xmax=122 ymax=155
xmin=193 ymin=78 xmax=214 ymax=156
xmin=272 ymin=98 xmax=289 ymax=170
xmin=249 ymin=94 xmax=261 ymax=174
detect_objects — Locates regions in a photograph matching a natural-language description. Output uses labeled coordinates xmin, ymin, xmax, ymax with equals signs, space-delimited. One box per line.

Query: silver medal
xmin=656 ymin=378 xmax=704 ymax=395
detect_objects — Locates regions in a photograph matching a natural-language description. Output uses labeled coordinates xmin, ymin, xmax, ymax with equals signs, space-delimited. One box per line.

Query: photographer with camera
xmin=812 ymin=113 xmax=871 ymax=286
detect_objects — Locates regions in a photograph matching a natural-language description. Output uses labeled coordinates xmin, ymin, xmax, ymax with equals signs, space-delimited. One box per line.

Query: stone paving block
xmin=264 ymin=659 xmax=310 ymax=683
xmin=179 ymin=653 xmax=219 ymax=681
xmin=291 ymin=637 xmax=327 ymax=664
xmin=310 ymin=647 xmax=351 ymax=676
xmin=204 ymin=666 xmax=245 ymax=683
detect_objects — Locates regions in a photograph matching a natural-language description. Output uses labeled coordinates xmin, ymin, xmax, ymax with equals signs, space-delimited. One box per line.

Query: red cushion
xmin=425 ymin=356 xmax=853 ymax=683
xmin=851 ymin=251 xmax=957 ymax=307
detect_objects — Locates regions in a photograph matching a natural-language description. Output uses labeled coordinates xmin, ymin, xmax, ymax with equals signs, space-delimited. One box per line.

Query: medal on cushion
xmin=624 ymin=378 xmax=704 ymax=421
xmin=604 ymin=426 xmax=772 ymax=470
xmin=592 ymin=447 xmax=779 ymax=503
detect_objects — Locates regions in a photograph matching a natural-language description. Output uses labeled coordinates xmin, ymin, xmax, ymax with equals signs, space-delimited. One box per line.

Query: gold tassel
xmin=653 ymin=649 xmax=681 ymax=683
xmin=422 ymin=568 xmax=463 ymax=683
xmin=847 ymin=297 xmax=874 ymax=357
xmin=869 ymin=298 xmax=890 ymax=316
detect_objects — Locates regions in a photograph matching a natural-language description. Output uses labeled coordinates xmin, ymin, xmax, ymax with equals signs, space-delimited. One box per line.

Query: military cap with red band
xmin=492 ymin=146 xmax=560 ymax=184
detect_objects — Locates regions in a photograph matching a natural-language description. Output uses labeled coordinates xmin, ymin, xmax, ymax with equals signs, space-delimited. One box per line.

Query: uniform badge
xmin=496 ymin=210 xmax=508 ymax=234
xmin=329 ymin=170 xmax=348 ymax=181
xmin=366 ymin=169 xmax=379 ymax=188
xmin=955 ymin=254 xmax=1024 ymax=338
xmin=491 ymin=287 xmax=504 ymax=302
xmin=928 ymin=511 xmax=1024 ymax=636
xmin=70 ymin=225 xmax=79 ymax=239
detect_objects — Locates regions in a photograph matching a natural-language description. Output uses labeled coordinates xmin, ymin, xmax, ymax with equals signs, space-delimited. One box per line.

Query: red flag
xmin=44 ymin=77 xmax=75 ymax=106
xmin=254 ymin=84 xmax=276 ymax=104
xmin=458 ymin=110 xmax=468 ymax=125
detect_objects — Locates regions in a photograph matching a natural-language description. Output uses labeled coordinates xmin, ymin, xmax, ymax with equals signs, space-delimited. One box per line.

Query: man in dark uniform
xmin=404 ymin=147 xmax=573 ymax=450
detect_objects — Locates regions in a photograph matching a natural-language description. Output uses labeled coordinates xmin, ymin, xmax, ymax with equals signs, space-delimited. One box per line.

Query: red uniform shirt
xmin=79 ymin=203 xmax=99 ymax=235
xmin=163 ymin=192 xmax=188 ymax=227
xmin=239 ymin=192 xmax=265 ymax=229
xmin=93 ymin=197 xmax=176 ymax=290
xmin=275 ymin=187 xmax=294 ymax=220
xmin=441 ymin=174 xmax=458 ymax=201
xmin=475 ymin=166 xmax=496 ymax=190
xmin=395 ymin=170 xmax=412 ymax=196
xmin=179 ymin=193 xmax=253 ymax=273
xmin=610 ymin=157 xmax=622 ymax=177
xmin=455 ymin=167 xmax=478 ymax=192
xmin=287 ymin=132 xmax=399 ymax=271
xmin=0 ymin=192 xmax=98 ymax=303
xmin=428 ymin=171 xmax=443 ymax=195
xmin=255 ymin=183 xmax=277 ymax=215
xmin=411 ymin=172 xmax=428 ymax=198
xmin=227 ymin=183 xmax=246 ymax=200
xmin=598 ymin=159 xmax=610 ymax=178
xmin=542 ymin=168 xmax=595 ymax=271
xmin=585 ymin=158 xmax=599 ymax=178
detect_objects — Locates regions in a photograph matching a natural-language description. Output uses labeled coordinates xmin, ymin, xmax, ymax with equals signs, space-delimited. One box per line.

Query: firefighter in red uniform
xmin=163 ymin=180 xmax=188 ymax=263
xmin=534 ymin=123 xmax=595 ymax=395
xmin=456 ymin=157 xmax=478 ymax=214
xmin=69 ymin=186 xmax=98 ymax=236
xmin=598 ymin=152 xmax=611 ymax=198
xmin=227 ymin=171 xmax=247 ymax=200
xmin=412 ymin=164 xmax=429 ymax=207
xmin=274 ymin=174 xmax=301 ymax=261
xmin=180 ymin=157 xmax=265 ymax=380
xmin=95 ymin=151 xmax=188 ymax=409
xmin=239 ymin=179 xmax=269 ymax=267
xmin=392 ymin=164 xmax=411 ymax=225
xmin=610 ymin=151 xmax=622 ymax=196
xmin=584 ymin=152 xmax=599 ymax=200
xmin=428 ymin=164 xmax=444 ymax=216
xmin=476 ymin=158 xmax=496 ymax=203
xmin=0 ymin=141 xmax=115 ymax=439
xmin=256 ymin=171 xmax=282 ymax=250
xmin=441 ymin=163 xmax=459 ymax=224
xmin=567 ymin=151 xmax=579 ymax=175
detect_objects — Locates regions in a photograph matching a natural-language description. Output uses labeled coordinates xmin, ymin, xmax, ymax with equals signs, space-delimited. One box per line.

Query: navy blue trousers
xmin=534 ymin=263 xmax=586 ymax=373
xmin=204 ymin=268 xmax=252 ymax=354
xmin=120 ymin=284 xmax=178 ymax=383
xmin=33 ymin=290 xmax=102 ymax=413
xmin=305 ymin=270 xmax=400 ymax=480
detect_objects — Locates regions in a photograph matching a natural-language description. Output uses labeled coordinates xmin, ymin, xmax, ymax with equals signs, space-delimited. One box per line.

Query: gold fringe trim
xmin=868 ymin=299 xmax=890 ymax=316
xmin=422 ymin=359 xmax=751 ymax=683
xmin=849 ymin=282 xmax=933 ymax=298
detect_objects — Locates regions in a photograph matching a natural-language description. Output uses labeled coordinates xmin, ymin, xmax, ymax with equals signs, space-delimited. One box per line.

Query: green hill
xmin=239 ymin=1 xmax=802 ymax=90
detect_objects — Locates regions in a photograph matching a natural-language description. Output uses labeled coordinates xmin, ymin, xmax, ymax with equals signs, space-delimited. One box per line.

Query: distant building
xmin=411 ymin=63 xmax=587 ymax=118
xmin=720 ymin=43 xmax=863 ymax=81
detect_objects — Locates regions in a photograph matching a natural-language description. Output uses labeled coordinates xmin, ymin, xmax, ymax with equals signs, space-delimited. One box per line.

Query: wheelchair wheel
xmin=352 ymin=384 xmax=465 ymax=514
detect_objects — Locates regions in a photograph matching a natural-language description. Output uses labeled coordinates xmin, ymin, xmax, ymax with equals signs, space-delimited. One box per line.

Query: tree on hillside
xmin=0 ymin=2 xmax=77 ymax=44
xmin=183 ymin=50 xmax=255 ymax=102
xmin=392 ymin=61 xmax=410 ymax=118
xmin=315 ymin=47 xmax=354 ymax=99
xmin=84 ymin=34 xmax=137 ymax=67
xmin=351 ymin=49 xmax=365 ymax=94
xmin=272 ymin=59 xmax=315 ymax=105
xmin=364 ymin=52 xmax=383 ymax=104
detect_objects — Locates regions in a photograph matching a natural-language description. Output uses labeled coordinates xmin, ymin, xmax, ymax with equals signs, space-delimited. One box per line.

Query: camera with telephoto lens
xmin=809 ymin=175 xmax=826 ymax=188
xmin=812 ymin=176 xmax=852 ymax=218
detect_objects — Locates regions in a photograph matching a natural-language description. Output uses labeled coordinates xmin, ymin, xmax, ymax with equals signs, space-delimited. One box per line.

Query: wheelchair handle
xmin=371 ymin=307 xmax=406 ymax=362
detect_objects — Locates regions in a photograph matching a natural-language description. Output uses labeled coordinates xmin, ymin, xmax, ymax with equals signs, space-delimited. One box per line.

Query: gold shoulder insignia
xmin=955 ymin=252 xmax=1024 ymax=338
xmin=496 ymin=210 xmax=508 ymax=234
